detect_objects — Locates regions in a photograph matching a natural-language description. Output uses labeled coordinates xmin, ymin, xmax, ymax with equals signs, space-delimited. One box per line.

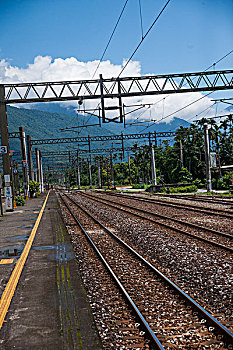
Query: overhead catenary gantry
xmin=2 ymin=69 xmax=233 ymax=124
xmin=1 ymin=68 xmax=233 ymax=209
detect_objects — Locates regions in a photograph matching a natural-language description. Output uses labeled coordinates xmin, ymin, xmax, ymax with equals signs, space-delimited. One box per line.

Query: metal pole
xmin=99 ymin=74 xmax=106 ymax=123
xmin=204 ymin=124 xmax=212 ymax=192
xmin=98 ymin=159 xmax=102 ymax=189
xmin=88 ymin=157 xmax=92 ymax=189
xmin=19 ymin=126 xmax=29 ymax=199
xmin=35 ymin=148 xmax=41 ymax=191
xmin=110 ymin=153 xmax=115 ymax=189
xmin=77 ymin=149 xmax=81 ymax=189
xmin=180 ymin=139 xmax=184 ymax=168
xmin=27 ymin=135 xmax=34 ymax=181
xmin=0 ymin=173 xmax=3 ymax=215
xmin=128 ymin=152 xmax=132 ymax=185
xmin=150 ymin=143 xmax=157 ymax=186
xmin=0 ymin=85 xmax=13 ymax=211
xmin=39 ymin=150 xmax=43 ymax=192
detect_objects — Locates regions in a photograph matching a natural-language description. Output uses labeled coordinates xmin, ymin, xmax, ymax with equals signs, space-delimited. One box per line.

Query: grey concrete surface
xmin=0 ymin=191 xmax=102 ymax=350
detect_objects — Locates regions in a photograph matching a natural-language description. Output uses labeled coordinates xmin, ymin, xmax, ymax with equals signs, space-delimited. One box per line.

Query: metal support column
xmin=35 ymin=148 xmax=41 ymax=191
xmin=88 ymin=157 xmax=92 ymax=189
xmin=128 ymin=152 xmax=132 ymax=185
xmin=39 ymin=150 xmax=43 ymax=192
xmin=149 ymin=133 xmax=157 ymax=186
xmin=110 ymin=153 xmax=115 ymax=189
xmin=204 ymin=124 xmax=212 ymax=192
xmin=76 ymin=149 xmax=81 ymax=190
xmin=98 ymin=159 xmax=102 ymax=189
xmin=99 ymin=74 xmax=106 ymax=123
xmin=19 ymin=126 xmax=29 ymax=198
xmin=180 ymin=139 xmax=184 ymax=168
xmin=27 ymin=134 xmax=34 ymax=181
xmin=0 ymin=85 xmax=13 ymax=211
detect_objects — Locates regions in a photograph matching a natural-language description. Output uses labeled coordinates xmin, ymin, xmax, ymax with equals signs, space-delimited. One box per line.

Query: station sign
xmin=0 ymin=146 xmax=7 ymax=154
xmin=5 ymin=186 xmax=13 ymax=210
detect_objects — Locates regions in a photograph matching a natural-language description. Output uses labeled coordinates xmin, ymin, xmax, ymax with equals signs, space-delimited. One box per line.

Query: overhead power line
xmin=91 ymin=0 xmax=129 ymax=80
xmin=112 ymin=0 xmax=171 ymax=83
xmin=86 ymin=0 xmax=172 ymax=124
xmin=136 ymin=49 xmax=233 ymax=132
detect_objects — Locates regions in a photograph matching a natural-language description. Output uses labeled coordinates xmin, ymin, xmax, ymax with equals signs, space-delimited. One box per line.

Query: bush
xmin=193 ymin=179 xmax=204 ymax=188
xmin=132 ymin=183 xmax=144 ymax=189
xmin=162 ymin=185 xmax=197 ymax=193
xmin=29 ymin=181 xmax=40 ymax=195
xmin=15 ymin=196 xmax=25 ymax=206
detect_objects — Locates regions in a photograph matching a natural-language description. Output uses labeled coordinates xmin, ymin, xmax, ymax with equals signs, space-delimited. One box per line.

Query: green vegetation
xmin=161 ymin=185 xmax=198 ymax=193
xmin=63 ymin=115 xmax=232 ymax=190
xmin=14 ymin=196 xmax=25 ymax=206
xmin=29 ymin=181 xmax=40 ymax=197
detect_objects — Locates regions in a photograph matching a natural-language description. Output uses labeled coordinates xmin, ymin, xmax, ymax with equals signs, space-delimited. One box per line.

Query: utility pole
xmin=128 ymin=152 xmax=132 ymax=185
xmin=35 ymin=148 xmax=41 ymax=191
xmin=204 ymin=124 xmax=212 ymax=192
xmin=27 ymin=135 xmax=34 ymax=181
xmin=149 ymin=133 xmax=157 ymax=186
xmin=110 ymin=153 xmax=115 ymax=189
xmin=39 ymin=150 xmax=43 ymax=192
xmin=180 ymin=139 xmax=184 ymax=168
xmin=88 ymin=157 xmax=92 ymax=189
xmin=98 ymin=159 xmax=102 ymax=189
xmin=19 ymin=126 xmax=29 ymax=199
xmin=76 ymin=149 xmax=81 ymax=190
xmin=0 ymin=173 xmax=3 ymax=216
xmin=0 ymin=85 xmax=13 ymax=211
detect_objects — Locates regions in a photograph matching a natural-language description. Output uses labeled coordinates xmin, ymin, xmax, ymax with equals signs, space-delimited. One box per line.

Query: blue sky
xmin=1 ymin=0 xmax=232 ymax=73
xmin=0 ymin=0 xmax=233 ymax=123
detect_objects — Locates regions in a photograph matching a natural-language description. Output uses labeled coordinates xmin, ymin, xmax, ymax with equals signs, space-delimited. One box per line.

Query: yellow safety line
xmin=0 ymin=190 xmax=51 ymax=329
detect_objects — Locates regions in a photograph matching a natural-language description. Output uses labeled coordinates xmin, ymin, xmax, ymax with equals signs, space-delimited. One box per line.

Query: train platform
xmin=0 ymin=190 xmax=102 ymax=349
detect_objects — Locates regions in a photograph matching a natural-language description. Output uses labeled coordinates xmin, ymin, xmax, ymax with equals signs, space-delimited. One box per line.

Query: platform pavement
xmin=0 ymin=190 xmax=102 ymax=350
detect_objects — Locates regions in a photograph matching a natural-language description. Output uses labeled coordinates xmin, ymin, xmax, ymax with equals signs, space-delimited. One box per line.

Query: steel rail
xmin=59 ymin=193 xmax=164 ymax=350
xmin=99 ymin=191 xmax=233 ymax=239
xmin=158 ymin=194 xmax=233 ymax=207
xmin=79 ymin=192 xmax=233 ymax=253
xmin=149 ymin=194 xmax=233 ymax=216
xmin=61 ymin=192 xmax=233 ymax=347
xmin=105 ymin=191 xmax=233 ymax=220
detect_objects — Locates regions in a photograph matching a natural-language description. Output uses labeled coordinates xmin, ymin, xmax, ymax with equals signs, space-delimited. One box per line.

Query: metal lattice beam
xmin=31 ymin=131 xmax=176 ymax=145
xmin=2 ymin=69 xmax=233 ymax=104
xmin=9 ymin=132 xmax=20 ymax=138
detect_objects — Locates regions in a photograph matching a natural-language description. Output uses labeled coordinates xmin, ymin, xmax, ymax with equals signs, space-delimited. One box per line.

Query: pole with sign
xmin=0 ymin=85 xmax=13 ymax=211
xmin=0 ymin=173 xmax=3 ymax=215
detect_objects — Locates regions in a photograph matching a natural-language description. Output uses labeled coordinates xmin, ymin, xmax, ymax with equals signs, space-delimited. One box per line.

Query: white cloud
xmin=0 ymin=55 xmax=215 ymax=123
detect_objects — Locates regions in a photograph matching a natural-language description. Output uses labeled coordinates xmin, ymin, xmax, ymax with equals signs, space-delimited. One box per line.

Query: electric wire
xmin=124 ymin=49 xmax=233 ymax=132
xmin=138 ymin=0 xmax=144 ymax=39
xmin=139 ymin=91 xmax=214 ymax=132
xmin=76 ymin=0 xmax=130 ymax=131
xmin=84 ymin=0 xmax=172 ymax=125
xmin=110 ymin=0 xmax=171 ymax=89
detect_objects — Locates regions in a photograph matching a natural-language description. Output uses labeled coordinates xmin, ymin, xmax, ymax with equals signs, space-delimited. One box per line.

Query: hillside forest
xmin=62 ymin=115 xmax=233 ymax=190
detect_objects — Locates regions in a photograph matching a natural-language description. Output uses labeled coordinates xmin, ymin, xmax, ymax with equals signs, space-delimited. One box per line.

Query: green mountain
xmin=1 ymin=104 xmax=192 ymax=169
xmin=6 ymin=105 xmax=116 ymax=154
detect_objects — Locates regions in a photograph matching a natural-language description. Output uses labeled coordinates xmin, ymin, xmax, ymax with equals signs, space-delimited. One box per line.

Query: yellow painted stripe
xmin=0 ymin=190 xmax=50 ymax=328
xmin=0 ymin=259 xmax=14 ymax=265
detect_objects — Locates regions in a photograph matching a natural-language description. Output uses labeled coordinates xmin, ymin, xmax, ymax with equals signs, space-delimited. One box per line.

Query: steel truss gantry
xmin=31 ymin=131 xmax=176 ymax=145
xmin=2 ymin=70 xmax=233 ymax=104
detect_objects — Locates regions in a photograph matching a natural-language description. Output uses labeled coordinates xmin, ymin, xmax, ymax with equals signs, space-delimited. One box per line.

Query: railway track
xmin=59 ymin=192 xmax=233 ymax=349
xmin=105 ymin=191 xmax=233 ymax=218
xmin=78 ymin=191 xmax=233 ymax=253
xmin=154 ymin=194 xmax=233 ymax=208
